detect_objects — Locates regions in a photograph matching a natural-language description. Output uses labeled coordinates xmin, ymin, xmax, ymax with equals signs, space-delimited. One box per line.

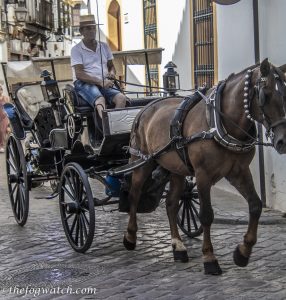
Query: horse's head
xmin=251 ymin=59 xmax=286 ymax=154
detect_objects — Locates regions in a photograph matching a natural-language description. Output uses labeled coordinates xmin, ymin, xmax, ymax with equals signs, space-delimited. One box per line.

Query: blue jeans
xmin=74 ymin=80 xmax=121 ymax=107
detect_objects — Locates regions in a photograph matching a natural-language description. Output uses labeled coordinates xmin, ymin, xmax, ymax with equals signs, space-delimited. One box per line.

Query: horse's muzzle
xmin=273 ymin=124 xmax=286 ymax=154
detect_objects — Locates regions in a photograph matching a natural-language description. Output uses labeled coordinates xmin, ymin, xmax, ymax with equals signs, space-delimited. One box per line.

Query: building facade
xmin=92 ymin=0 xmax=286 ymax=211
xmin=0 ymin=0 xmax=84 ymax=62
xmin=1 ymin=0 xmax=286 ymax=211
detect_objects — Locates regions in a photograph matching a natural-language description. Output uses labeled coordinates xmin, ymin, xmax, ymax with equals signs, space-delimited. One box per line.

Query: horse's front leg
xmin=196 ymin=172 xmax=222 ymax=275
xmin=227 ymin=167 xmax=262 ymax=267
xmin=165 ymin=174 xmax=189 ymax=262
xmin=123 ymin=162 xmax=154 ymax=250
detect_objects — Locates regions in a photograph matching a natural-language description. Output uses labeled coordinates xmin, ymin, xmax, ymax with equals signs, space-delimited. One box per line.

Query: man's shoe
xmin=0 ymin=147 xmax=5 ymax=153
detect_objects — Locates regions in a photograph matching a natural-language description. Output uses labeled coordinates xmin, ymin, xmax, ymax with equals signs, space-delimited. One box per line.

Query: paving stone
xmin=1 ymin=155 xmax=286 ymax=299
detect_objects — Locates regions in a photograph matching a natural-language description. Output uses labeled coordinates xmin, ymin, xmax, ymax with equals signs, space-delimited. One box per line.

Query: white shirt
xmin=71 ymin=41 xmax=113 ymax=82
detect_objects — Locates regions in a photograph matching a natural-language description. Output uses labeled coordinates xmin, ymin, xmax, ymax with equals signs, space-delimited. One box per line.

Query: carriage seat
xmin=64 ymin=84 xmax=94 ymax=114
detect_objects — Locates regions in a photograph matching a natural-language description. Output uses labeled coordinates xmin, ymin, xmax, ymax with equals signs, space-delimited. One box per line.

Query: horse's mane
xmin=227 ymin=63 xmax=260 ymax=80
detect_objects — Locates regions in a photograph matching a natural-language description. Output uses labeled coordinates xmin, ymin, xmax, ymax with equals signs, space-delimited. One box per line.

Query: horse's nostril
xmin=277 ymin=140 xmax=284 ymax=148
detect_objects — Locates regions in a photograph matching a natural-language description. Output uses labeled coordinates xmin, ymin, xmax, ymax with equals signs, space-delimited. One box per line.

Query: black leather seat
xmin=64 ymin=84 xmax=94 ymax=114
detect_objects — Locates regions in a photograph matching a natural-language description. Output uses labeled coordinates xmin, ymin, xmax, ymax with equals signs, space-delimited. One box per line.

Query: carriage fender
xmin=3 ymin=103 xmax=25 ymax=140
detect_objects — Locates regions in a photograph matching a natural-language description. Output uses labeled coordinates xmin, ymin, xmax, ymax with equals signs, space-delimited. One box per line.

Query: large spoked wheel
xmin=6 ymin=134 xmax=29 ymax=226
xmin=59 ymin=162 xmax=95 ymax=253
xmin=177 ymin=177 xmax=203 ymax=238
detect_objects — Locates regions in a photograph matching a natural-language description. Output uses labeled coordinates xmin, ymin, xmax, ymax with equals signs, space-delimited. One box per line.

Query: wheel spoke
xmin=75 ymin=216 xmax=80 ymax=245
xmin=68 ymin=169 xmax=78 ymax=198
xmin=80 ymin=214 xmax=88 ymax=239
xmin=189 ymin=201 xmax=198 ymax=231
xmin=191 ymin=201 xmax=200 ymax=218
xmin=81 ymin=211 xmax=90 ymax=226
xmin=10 ymin=183 xmax=18 ymax=198
xmin=69 ymin=214 xmax=78 ymax=236
xmin=8 ymin=143 xmax=18 ymax=167
xmin=79 ymin=216 xmax=84 ymax=246
xmin=180 ymin=200 xmax=186 ymax=227
xmin=64 ymin=212 xmax=75 ymax=221
xmin=16 ymin=187 xmax=21 ymax=220
xmin=62 ymin=185 xmax=76 ymax=202
xmin=185 ymin=200 xmax=191 ymax=232
xmin=7 ymin=158 xmax=16 ymax=172
xmin=65 ymin=173 xmax=76 ymax=199
xmin=19 ymin=184 xmax=26 ymax=213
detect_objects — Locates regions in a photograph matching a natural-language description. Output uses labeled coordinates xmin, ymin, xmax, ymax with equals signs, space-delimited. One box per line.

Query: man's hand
xmin=107 ymin=72 xmax=116 ymax=80
xmin=102 ymin=79 xmax=114 ymax=89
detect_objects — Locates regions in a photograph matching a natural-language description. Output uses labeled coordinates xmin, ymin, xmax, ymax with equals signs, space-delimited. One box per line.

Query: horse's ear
xmin=279 ymin=64 xmax=286 ymax=74
xmin=260 ymin=58 xmax=270 ymax=77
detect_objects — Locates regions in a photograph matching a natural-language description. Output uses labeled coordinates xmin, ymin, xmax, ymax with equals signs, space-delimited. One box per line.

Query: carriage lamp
xmin=163 ymin=61 xmax=180 ymax=96
xmin=40 ymin=70 xmax=61 ymax=103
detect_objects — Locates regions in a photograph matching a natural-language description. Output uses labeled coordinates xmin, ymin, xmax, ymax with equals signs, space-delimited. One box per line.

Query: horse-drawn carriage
xmin=1 ymin=49 xmax=201 ymax=254
xmin=3 ymin=53 xmax=286 ymax=275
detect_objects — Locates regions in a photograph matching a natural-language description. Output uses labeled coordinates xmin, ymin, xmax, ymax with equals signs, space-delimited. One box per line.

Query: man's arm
xmin=74 ymin=64 xmax=104 ymax=86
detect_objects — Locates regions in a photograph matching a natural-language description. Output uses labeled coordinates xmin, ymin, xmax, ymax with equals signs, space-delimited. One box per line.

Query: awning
xmin=4 ymin=47 xmax=164 ymax=84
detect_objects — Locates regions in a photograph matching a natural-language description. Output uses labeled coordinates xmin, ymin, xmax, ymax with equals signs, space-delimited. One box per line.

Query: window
xmin=143 ymin=0 xmax=159 ymax=93
xmin=192 ymin=0 xmax=215 ymax=88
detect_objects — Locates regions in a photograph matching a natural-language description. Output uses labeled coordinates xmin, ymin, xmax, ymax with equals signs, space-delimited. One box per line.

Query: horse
xmin=123 ymin=58 xmax=286 ymax=275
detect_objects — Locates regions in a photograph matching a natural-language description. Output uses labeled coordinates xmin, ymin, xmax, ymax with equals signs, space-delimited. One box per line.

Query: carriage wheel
xmin=177 ymin=178 xmax=203 ymax=238
xmin=59 ymin=162 xmax=95 ymax=253
xmin=6 ymin=134 xmax=29 ymax=226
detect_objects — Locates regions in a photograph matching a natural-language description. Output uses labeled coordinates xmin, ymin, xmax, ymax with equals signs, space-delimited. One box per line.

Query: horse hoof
xmin=233 ymin=245 xmax=249 ymax=267
xmin=173 ymin=250 xmax=189 ymax=263
xmin=204 ymin=260 xmax=222 ymax=275
xmin=123 ymin=235 xmax=136 ymax=250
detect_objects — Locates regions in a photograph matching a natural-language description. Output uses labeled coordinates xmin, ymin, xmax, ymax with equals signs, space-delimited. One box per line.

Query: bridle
xmin=243 ymin=67 xmax=286 ymax=142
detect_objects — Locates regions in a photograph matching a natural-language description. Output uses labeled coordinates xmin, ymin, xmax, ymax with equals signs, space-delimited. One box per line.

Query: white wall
xmin=170 ymin=0 xmax=192 ymax=91
xmin=216 ymin=0 xmax=286 ymax=211
xmin=216 ymin=0 xmax=255 ymax=80
xmin=157 ymin=0 xmax=189 ymax=89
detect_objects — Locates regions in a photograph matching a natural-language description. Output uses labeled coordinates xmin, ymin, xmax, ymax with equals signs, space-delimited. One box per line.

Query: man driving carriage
xmin=71 ymin=15 xmax=127 ymax=119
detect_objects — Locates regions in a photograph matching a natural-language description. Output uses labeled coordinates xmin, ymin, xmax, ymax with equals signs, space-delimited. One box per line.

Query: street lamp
xmin=14 ymin=0 xmax=28 ymax=22
xmin=4 ymin=0 xmax=28 ymax=24
xmin=163 ymin=61 xmax=180 ymax=96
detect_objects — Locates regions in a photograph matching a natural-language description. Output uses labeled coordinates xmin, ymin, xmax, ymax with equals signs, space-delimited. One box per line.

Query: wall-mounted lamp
xmin=5 ymin=0 xmax=28 ymax=23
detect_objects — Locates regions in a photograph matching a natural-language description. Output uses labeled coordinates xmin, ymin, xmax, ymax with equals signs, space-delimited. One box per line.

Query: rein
xmin=119 ymin=65 xmax=286 ymax=176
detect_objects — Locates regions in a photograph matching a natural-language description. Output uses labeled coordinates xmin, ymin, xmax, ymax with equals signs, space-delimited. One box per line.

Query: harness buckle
xmin=265 ymin=129 xmax=274 ymax=141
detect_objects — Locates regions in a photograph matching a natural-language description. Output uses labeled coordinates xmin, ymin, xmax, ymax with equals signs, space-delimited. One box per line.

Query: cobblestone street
xmin=1 ymin=153 xmax=286 ymax=299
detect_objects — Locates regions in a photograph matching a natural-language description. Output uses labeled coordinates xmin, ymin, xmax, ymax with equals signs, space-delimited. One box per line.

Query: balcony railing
xmin=27 ymin=0 xmax=53 ymax=30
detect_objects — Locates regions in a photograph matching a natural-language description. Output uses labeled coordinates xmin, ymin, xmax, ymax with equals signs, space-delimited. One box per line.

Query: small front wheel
xmin=59 ymin=163 xmax=95 ymax=253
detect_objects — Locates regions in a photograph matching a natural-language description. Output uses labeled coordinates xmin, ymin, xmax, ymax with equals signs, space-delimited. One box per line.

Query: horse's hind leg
xmin=165 ymin=174 xmax=189 ymax=262
xmin=227 ymin=167 xmax=262 ymax=267
xmin=123 ymin=161 xmax=155 ymax=250
xmin=196 ymin=173 xmax=222 ymax=275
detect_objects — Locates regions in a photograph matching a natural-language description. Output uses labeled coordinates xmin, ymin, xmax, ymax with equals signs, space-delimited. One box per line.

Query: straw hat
xmin=79 ymin=15 xmax=96 ymax=28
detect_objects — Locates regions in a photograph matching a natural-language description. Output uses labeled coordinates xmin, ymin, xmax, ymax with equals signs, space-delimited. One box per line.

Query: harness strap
xmin=170 ymin=87 xmax=207 ymax=172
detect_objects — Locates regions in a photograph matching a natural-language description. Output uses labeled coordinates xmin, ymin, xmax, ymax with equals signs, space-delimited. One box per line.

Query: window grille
xmin=192 ymin=0 xmax=215 ymax=88
xmin=143 ymin=0 xmax=159 ymax=94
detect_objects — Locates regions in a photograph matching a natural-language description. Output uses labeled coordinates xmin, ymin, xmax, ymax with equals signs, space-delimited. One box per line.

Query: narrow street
xmin=0 ymin=152 xmax=286 ymax=299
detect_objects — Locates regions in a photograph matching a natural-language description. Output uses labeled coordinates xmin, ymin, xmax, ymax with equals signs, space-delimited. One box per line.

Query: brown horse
xmin=123 ymin=59 xmax=286 ymax=275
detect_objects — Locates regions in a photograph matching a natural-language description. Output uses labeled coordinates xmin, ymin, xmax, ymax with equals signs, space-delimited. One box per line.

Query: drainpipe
xmin=253 ymin=0 xmax=266 ymax=208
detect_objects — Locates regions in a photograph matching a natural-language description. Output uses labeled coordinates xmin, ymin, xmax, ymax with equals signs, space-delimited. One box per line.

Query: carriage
xmin=1 ymin=49 xmax=202 ymax=253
